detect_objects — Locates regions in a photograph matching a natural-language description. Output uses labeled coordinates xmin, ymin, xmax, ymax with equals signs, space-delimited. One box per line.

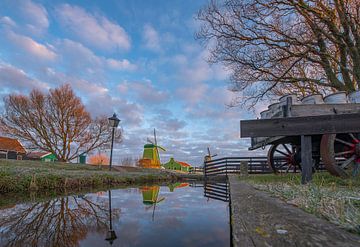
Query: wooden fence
xmin=204 ymin=156 xmax=326 ymax=176
xmin=204 ymin=181 xmax=229 ymax=202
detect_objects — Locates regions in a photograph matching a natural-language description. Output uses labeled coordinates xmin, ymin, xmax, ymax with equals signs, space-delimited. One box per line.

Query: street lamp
xmin=108 ymin=113 xmax=120 ymax=171
xmin=105 ymin=189 xmax=117 ymax=245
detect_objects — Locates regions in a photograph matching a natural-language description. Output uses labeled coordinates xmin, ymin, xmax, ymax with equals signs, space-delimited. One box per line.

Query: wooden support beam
xmin=301 ymin=135 xmax=313 ymax=184
xmin=241 ymin=113 xmax=360 ymax=138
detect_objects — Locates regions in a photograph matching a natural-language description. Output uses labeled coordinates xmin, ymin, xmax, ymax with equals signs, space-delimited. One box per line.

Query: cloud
xmin=107 ymin=58 xmax=137 ymax=71
xmin=143 ymin=24 xmax=161 ymax=52
xmin=56 ymin=4 xmax=131 ymax=51
xmin=176 ymin=82 xmax=208 ymax=105
xmin=20 ymin=0 xmax=49 ymax=35
xmin=6 ymin=31 xmax=57 ymax=61
xmin=0 ymin=62 xmax=48 ymax=91
xmin=0 ymin=16 xmax=16 ymax=28
xmin=56 ymin=39 xmax=136 ymax=77
xmin=118 ymin=80 xmax=169 ymax=104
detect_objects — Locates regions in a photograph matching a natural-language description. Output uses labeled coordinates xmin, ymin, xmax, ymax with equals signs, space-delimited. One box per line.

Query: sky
xmin=0 ymin=0 xmax=265 ymax=165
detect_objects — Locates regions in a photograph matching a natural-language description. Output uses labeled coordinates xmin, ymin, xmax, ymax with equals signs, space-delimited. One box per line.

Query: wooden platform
xmin=229 ymin=176 xmax=360 ymax=247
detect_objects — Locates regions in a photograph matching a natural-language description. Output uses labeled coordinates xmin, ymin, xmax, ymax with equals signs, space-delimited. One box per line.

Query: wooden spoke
xmin=335 ymin=138 xmax=353 ymax=147
xmin=275 ymin=149 xmax=288 ymax=156
xmin=349 ymin=133 xmax=359 ymax=142
xmin=334 ymin=150 xmax=354 ymax=157
xmin=282 ymin=144 xmax=291 ymax=154
xmin=341 ymin=155 xmax=356 ymax=169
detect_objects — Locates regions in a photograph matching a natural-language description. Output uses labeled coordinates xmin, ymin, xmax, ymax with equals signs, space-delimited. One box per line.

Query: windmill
xmin=204 ymin=147 xmax=217 ymax=163
xmin=139 ymin=129 xmax=166 ymax=168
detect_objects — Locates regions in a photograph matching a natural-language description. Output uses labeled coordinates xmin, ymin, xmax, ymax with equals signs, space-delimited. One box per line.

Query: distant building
xmin=0 ymin=136 xmax=26 ymax=160
xmin=162 ymin=158 xmax=192 ymax=172
xmin=26 ymin=152 xmax=57 ymax=162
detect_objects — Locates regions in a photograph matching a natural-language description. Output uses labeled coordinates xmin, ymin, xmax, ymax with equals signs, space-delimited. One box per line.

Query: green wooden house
xmin=26 ymin=152 xmax=57 ymax=162
xmin=162 ymin=158 xmax=192 ymax=172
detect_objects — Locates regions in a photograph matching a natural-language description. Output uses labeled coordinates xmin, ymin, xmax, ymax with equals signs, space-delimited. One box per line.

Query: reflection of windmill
xmin=141 ymin=186 xmax=165 ymax=221
xmin=204 ymin=147 xmax=217 ymax=163
xmin=139 ymin=129 xmax=166 ymax=168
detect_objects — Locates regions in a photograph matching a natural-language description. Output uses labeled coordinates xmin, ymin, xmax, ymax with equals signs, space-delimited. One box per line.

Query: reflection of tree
xmin=0 ymin=195 xmax=120 ymax=247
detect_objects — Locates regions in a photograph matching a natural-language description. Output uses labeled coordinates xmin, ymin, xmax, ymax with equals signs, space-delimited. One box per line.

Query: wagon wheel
xmin=267 ymin=143 xmax=301 ymax=173
xmin=320 ymin=133 xmax=360 ymax=178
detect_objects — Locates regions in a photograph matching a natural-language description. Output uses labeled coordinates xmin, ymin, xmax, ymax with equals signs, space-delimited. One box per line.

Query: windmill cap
xmin=144 ymin=144 xmax=156 ymax=148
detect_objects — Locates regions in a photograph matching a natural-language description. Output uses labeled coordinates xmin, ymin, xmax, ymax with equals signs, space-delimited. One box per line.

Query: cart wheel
xmin=267 ymin=143 xmax=301 ymax=173
xmin=320 ymin=133 xmax=360 ymax=178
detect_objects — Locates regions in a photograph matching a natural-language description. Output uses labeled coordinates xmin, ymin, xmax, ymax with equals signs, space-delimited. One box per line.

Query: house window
xmin=0 ymin=151 xmax=7 ymax=159
xmin=17 ymin=155 xmax=22 ymax=160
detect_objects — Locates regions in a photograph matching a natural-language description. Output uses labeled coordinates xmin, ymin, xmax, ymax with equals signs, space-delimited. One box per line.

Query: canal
xmin=0 ymin=182 xmax=230 ymax=247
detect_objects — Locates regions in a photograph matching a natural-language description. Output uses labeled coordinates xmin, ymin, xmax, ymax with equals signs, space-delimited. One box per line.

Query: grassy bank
xmin=241 ymin=173 xmax=360 ymax=234
xmin=0 ymin=159 xmax=183 ymax=194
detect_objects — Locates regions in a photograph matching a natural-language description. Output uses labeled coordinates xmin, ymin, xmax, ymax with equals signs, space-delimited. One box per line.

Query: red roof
xmin=26 ymin=151 xmax=51 ymax=159
xmin=0 ymin=137 xmax=26 ymax=153
xmin=177 ymin=161 xmax=191 ymax=167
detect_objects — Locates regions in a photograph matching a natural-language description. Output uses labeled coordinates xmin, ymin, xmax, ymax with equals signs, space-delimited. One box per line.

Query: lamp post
xmin=108 ymin=113 xmax=120 ymax=171
xmin=105 ymin=189 xmax=117 ymax=245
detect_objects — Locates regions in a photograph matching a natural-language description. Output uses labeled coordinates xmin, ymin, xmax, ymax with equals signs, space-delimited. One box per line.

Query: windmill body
xmin=139 ymin=129 xmax=166 ymax=168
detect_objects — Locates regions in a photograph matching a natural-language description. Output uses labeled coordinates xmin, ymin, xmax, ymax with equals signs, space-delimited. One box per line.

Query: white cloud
xmin=0 ymin=62 xmax=48 ymax=91
xmin=143 ymin=24 xmax=161 ymax=52
xmin=107 ymin=58 xmax=137 ymax=71
xmin=56 ymin=4 xmax=131 ymax=51
xmin=0 ymin=16 xmax=16 ymax=28
xmin=20 ymin=0 xmax=49 ymax=35
xmin=6 ymin=31 xmax=57 ymax=61
xmin=58 ymin=39 xmax=136 ymax=74
xmin=118 ymin=80 xmax=170 ymax=104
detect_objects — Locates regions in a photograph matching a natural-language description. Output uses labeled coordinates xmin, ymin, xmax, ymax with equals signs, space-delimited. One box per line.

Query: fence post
xmin=240 ymin=161 xmax=248 ymax=176
xmin=224 ymin=158 xmax=227 ymax=178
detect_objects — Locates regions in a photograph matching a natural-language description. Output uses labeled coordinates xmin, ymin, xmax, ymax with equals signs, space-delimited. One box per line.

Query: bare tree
xmin=197 ymin=0 xmax=360 ymax=106
xmin=0 ymin=195 xmax=120 ymax=247
xmin=0 ymin=84 xmax=121 ymax=162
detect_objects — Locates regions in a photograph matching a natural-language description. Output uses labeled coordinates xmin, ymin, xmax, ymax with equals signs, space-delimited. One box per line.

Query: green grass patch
xmin=241 ymin=172 xmax=360 ymax=234
xmin=0 ymin=159 xmax=184 ymax=194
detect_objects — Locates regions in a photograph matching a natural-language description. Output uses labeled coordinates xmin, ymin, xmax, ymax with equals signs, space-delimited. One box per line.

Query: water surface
xmin=0 ymin=182 xmax=230 ymax=247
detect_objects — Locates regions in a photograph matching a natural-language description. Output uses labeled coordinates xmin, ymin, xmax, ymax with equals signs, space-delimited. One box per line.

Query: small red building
xmin=0 ymin=136 xmax=26 ymax=160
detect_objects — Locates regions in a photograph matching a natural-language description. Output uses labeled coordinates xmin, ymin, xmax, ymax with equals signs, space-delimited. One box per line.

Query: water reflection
xmin=0 ymin=183 xmax=230 ymax=247
xmin=0 ymin=194 xmax=120 ymax=247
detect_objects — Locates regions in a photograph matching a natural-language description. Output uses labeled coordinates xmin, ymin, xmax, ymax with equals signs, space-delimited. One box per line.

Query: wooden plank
xmin=301 ymin=135 xmax=313 ymax=184
xmin=291 ymin=103 xmax=360 ymax=117
xmin=241 ymin=113 xmax=360 ymax=138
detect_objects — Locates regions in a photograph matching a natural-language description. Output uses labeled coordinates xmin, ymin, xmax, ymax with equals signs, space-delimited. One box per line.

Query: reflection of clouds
xmin=0 ymin=185 xmax=230 ymax=247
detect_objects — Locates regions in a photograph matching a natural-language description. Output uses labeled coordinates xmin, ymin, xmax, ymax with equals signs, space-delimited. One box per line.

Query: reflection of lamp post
xmin=108 ymin=113 xmax=120 ymax=171
xmin=105 ymin=190 xmax=117 ymax=245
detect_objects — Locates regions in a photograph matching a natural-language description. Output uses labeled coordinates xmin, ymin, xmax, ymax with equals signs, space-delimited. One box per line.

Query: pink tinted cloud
xmin=56 ymin=4 xmax=131 ymax=51
xmin=6 ymin=31 xmax=57 ymax=61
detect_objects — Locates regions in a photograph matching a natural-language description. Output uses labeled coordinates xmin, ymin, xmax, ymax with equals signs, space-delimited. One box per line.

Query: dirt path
xmin=229 ymin=175 xmax=360 ymax=247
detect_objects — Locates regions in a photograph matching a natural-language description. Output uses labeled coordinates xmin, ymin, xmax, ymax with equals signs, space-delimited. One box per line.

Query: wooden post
xmin=240 ymin=161 xmax=248 ymax=176
xmin=301 ymin=135 xmax=313 ymax=184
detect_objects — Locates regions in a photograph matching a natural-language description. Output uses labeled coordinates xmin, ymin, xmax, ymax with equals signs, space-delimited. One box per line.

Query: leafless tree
xmin=0 ymin=84 xmax=121 ymax=162
xmin=197 ymin=0 xmax=360 ymax=106
xmin=0 ymin=195 xmax=120 ymax=247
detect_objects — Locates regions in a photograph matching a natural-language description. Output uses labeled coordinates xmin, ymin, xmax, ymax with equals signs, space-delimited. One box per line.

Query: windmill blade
xmin=207 ymin=147 xmax=211 ymax=156
xmin=212 ymin=154 xmax=218 ymax=157
xmin=155 ymin=145 xmax=166 ymax=152
xmin=147 ymin=138 xmax=154 ymax=145
xmin=154 ymin=128 xmax=157 ymax=146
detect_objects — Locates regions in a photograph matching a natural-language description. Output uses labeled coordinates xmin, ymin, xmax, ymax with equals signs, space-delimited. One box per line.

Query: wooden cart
xmin=240 ymin=93 xmax=360 ymax=183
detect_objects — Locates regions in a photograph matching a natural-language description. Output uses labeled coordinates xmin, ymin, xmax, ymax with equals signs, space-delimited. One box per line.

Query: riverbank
xmin=0 ymin=160 xmax=202 ymax=194
xmin=229 ymin=175 xmax=360 ymax=247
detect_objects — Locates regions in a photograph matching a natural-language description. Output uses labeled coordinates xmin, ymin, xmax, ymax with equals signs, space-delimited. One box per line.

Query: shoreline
xmin=0 ymin=159 xmax=204 ymax=194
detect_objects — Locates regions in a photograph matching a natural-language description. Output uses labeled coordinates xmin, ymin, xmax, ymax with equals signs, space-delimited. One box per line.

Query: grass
xmin=0 ymin=159 xmax=182 ymax=194
xmin=241 ymin=172 xmax=360 ymax=234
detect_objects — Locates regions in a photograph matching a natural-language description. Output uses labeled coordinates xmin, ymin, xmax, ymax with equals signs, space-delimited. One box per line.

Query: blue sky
xmin=0 ymin=0 xmax=264 ymax=165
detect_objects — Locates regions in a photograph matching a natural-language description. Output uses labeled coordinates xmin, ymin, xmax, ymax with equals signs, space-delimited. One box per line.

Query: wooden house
xmin=0 ymin=136 xmax=26 ymax=160
xmin=26 ymin=152 xmax=57 ymax=162
xmin=162 ymin=158 xmax=192 ymax=172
